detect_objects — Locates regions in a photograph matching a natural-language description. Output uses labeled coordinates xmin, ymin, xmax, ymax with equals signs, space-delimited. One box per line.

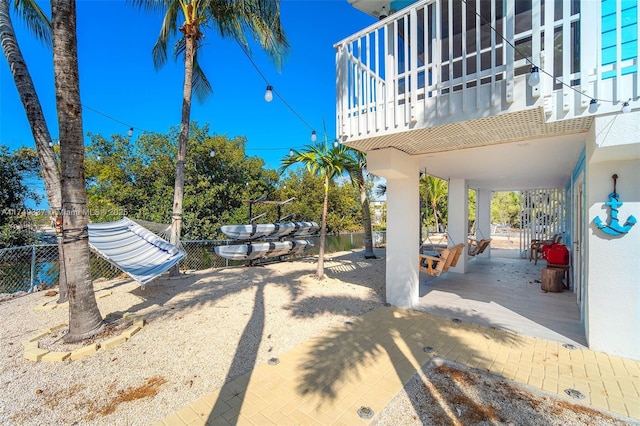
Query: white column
xmin=477 ymin=189 xmax=493 ymax=257
xmin=368 ymin=148 xmax=420 ymax=308
xmin=448 ymin=178 xmax=468 ymax=273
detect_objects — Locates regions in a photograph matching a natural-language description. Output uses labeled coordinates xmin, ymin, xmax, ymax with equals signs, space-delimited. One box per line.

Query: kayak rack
xmin=245 ymin=196 xmax=297 ymax=224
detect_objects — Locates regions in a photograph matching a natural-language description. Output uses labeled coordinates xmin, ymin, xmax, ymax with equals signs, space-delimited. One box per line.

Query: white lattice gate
xmin=519 ymin=189 xmax=566 ymax=258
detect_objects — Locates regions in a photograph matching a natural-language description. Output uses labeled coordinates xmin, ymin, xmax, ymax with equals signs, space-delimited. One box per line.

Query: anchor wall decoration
xmin=593 ymin=174 xmax=637 ymax=236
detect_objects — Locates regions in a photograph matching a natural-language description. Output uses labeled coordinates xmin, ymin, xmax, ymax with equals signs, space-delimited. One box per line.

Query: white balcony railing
xmin=335 ymin=0 xmax=639 ymax=144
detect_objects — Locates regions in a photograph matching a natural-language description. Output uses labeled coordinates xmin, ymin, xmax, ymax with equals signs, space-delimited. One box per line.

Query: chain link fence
xmin=0 ymin=232 xmax=387 ymax=296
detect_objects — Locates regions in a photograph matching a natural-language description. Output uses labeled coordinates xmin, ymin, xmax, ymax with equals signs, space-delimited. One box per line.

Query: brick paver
xmin=157 ymin=306 xmax=640 ymax=425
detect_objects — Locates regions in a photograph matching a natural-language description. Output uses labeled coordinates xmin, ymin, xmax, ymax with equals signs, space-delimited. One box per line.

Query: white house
xmin=336 ymin=0 xmax=639 ymax=360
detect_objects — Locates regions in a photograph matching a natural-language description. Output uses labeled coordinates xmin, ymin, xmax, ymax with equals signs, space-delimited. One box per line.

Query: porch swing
xmin=468 ymin=225 xmax=492 ymax=257
xmin=419 ymin=231 xmax=465 ymax=276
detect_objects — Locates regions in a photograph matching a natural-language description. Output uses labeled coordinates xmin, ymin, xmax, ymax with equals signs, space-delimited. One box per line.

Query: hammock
xmin=87 ymin=217 xmax=186 ymax=285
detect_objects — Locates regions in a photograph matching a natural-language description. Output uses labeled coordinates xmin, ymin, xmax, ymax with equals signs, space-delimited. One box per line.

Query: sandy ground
xmin=0 ymin=248 xmax=634 ymax=425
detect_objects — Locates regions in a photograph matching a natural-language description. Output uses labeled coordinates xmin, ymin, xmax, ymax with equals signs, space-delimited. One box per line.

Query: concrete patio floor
xmin=415 ymin=249 xmax=586 ymax=347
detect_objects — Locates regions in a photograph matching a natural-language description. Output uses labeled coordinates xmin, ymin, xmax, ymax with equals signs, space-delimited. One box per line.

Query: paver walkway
xmin=157 ymin=306 xmax=640 ymax=425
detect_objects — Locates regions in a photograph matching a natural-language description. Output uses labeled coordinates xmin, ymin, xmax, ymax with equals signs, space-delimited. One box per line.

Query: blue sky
xmin=1 ymin=0 xmax=375 ymax=206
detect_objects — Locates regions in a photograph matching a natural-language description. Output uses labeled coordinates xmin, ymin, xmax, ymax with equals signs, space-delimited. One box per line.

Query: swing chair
xmin=468 ymin=227 xmax=491 ymax=257
xmin=419 ymin=231 xmax=465 ymax=277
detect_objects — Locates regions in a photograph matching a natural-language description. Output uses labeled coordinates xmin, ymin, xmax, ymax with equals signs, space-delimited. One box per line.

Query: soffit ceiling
xmin=346 ymin=108 xmax=593 ymax=191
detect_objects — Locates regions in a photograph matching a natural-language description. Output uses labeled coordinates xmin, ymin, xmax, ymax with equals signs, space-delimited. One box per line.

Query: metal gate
xmin=519 ymin=189 xmax=566 ymax=258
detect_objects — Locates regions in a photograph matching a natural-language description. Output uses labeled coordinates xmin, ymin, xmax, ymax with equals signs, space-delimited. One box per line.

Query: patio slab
xmin=415 ymin=250 xmax=586 ymax=346
xmin=156 ymin=306 xmax=639 ymax=425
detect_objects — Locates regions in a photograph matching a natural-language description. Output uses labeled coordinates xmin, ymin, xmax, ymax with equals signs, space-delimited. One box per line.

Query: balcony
xmin=335 ymin=0 xmax=639 ymax=159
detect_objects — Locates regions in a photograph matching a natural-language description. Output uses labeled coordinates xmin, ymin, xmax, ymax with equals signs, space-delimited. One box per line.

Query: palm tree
xmin=0 ymin=0 xmax=68 ymax=303
xmin=51 ymin=0 xmax=103 ymax=341
xmin=374 ymin=174 xmax=449 ymax=234
xmin=422 ymin=174 xmax=448 ymax=233
xmin=132 ymin=0 xmax=288 ymax=274
xmin=280 ymin=142 xmax=348 ymax=279
xmin=343 ymin=148 xmax=376 ymax=258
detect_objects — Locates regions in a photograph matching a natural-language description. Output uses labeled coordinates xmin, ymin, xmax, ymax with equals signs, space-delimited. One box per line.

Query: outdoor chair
xmin=528 ymin=234 xmax=561 ymax=265
xmin=418 ymin=244 xmax=463 ymax=277
xmin=468 ymin=238 xmax=491 ymax=256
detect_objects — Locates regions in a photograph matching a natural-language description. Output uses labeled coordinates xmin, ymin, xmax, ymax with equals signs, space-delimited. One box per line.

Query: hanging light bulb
xmin=264 ymin=85 xmax=273 ymax=102
xmin=48 ymin=141 xmax=54 ymax=147
xmin=127 ymin=127 xmax=134 ymax=137
xmin=209 ymin=149 xmax=215 ymax=157
xmin=588 ymin=99 xmax=598 ymax=114
xmin=528 ymin=66 xmax=540 ymax=86
xmin=289 ymin=148 xmax=294 ymax=157
xmin=311 ymin=130 xmax=317 ymax=142
xmin=622 ymin=101 xmax=631 ymax=113
xmin=333 ymin=139 xmax=339 ymax=148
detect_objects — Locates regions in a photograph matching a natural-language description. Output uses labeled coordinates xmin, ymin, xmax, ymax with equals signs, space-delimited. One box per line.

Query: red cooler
xmin=546 ymin=244 xmax=569 ymax=265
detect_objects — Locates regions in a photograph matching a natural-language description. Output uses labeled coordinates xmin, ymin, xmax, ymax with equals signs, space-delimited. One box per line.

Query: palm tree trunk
xmin=51 ymin=0 xmax=102 ymax=341
xmin=316 ymin=174 xmax=329 ymax=279
xmin=432 ymin=201 xmax=440 ymax=233
xmin=168 ymin=29 xmax=194 ymax=276
xmin=358 ymin=172 xmax=376 ymax=259
xmin=0 ymin=0 xmax=68 ymax=303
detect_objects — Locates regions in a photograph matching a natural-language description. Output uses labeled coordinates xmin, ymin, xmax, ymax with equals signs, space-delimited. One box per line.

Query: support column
xmin=448 ymin=179 xmax=468 ymax=273
xmin=477 ymin=189 xmax=493 ymax=257
xmin=368 ymin=148 xmax=420 ymax=308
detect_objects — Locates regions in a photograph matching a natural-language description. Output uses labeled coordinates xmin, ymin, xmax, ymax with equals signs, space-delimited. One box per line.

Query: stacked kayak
xmin=214 ymin=239 xmax=313 ymax=261
xmin=220 ymin=221 xmax=319 ymax=240
xmin=215 ymin=222 xmax=318 ymax=262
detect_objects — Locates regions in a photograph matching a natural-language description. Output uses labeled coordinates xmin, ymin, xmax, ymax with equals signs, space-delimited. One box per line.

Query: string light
xmin=209 ymin=150 xmax=215 ymax=157
xmin=127 ymin=127 xmax=134 ymax=137
xmin=48 ymin=141 xmax=54 ymax=147
xmin=234 ymin=40 xmax=334 ymax=142
xmin=527 ymin=66 xmax=540 ymax=87
xmin=622 ymin=101 xmax=631 ymax=113
xmin=264 ymin=85 xmax=273 ymax=102
xmin=289 ymin=148 xmax=294 ymax=157
xmin=589 ymin=99 xmax=598 ymax=114
xmin=333 ymin=139 xmax=339 ymax=148
xmin=311 ymin=131 xmax=317 ymax=142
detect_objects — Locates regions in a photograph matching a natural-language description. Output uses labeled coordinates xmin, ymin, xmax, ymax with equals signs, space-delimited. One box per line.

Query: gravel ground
xmin=0 ymin=250 xmax=384 ymax=425
xmin=0 ymin=248 xmax=636 ymax=425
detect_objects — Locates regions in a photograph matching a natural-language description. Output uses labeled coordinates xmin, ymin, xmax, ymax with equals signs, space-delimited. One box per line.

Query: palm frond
xmin=374 ymin=183 xmax=387 ymax=198
xmin=13 ymin=0 xmax=51 ymax=48
xmin=191 ymin=51 xmax=213 ymax=102
xmin=128 ymin=0 xmax=169 ymax=13
xmin=150 ymin=0 xmax=181 ymax=70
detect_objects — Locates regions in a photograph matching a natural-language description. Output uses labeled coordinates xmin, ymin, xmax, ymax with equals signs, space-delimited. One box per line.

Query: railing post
xmin=505 ymin=0 xmax=514 ymax=104
xmin=30 ymin=245 xmax=36 ymax=292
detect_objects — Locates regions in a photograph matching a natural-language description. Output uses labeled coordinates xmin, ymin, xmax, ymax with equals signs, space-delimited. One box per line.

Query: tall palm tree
xmin=0 ymin=0 xmax=68 ymax=302
xmin=280 ymin=142 xmax=348 ymax=279
xmin=343 ymin=148 xmax=376 ymax=258
xmin=132 ymin=0 xmax=288 ymax=274
xmin=51 ymin=0 xmax=103 ymax=341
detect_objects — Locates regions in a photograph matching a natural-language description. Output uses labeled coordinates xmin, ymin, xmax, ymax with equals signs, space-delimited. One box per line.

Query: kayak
xmin=220 ymin=222 xmax=319 ymax=240
xmin=214 ymin=240 xmax=314 ymax=261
